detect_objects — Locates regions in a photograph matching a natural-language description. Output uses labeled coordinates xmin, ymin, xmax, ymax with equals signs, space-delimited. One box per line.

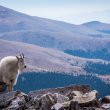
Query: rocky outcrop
xmin=0 ymin=85 xmax=109 ymax=110
xmin=100 ymin=95 xmax=110 ymax=103
xmin=99 ymin=95 xmax=110 ymax=109
xmin=28 ymin=85 xmax=91 ymax=98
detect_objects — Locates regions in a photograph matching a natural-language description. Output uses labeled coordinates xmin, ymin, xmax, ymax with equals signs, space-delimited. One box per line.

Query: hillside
xmin=0 ymin=5 xmax=108 ymax=36
xmin=0 ymin=5 xmax=110 ymax=54
xmin=0 ymin=39 xmax=109 ymax=74
xmin=0 ymin=30 xmax=110 ymax=52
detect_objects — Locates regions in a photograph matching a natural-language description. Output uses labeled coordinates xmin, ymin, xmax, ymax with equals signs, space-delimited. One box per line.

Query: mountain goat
xmin=0 ymin=54 xmax=27 ymax=92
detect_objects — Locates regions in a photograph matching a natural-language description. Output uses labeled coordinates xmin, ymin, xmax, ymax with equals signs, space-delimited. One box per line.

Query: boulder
xmin=14 ymin=91 xmax=31 ymax=103
xmin=72 ymin=90 xmax=98 ymax=105
xmin=0 ymin=91 xmax=16 ymax=109
xmin=53 ymin=93 xmax=69 ymax=103
xmin=82 ymin=107 xmax=96 ymax=110
xmin=101 ymin=103 xmax=110 ymax=109
xmin=0 ymin=99 xmax=11 ymax=109
xmin=40 ymin=93 xmax=55 ymax=110
xmin=0 ymin=85 xmax=100 ymax=110
xmin=29 ymin=96 xmax=41 ymax=109
xmin=28 ymin=85 xmax=91 ymax=98
xmin=51 ymin=103 xmax=65 ymax=110
xmin=0 ymin=91 xmax=31 ymax=109
xmin=8 ymin=91 xmax=28 ymax=110
xmin=69 ymin=101 xmax=81 ymax=110
xmin=66 ymin=91 xmax=83 ymax=100
xmin=52 ymin=101 xmax=81 ymax=110
xmin=101 ymin=95 xmax=110 ymax=103
xmin=62 ymin=90 xmax=98 ymax=108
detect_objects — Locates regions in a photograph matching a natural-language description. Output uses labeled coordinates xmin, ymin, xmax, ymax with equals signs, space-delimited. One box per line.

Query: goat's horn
xmin=20 ymin=54 xmax=22 ymax=58
xmin=22 ymin=53 xmax=24 ymax=58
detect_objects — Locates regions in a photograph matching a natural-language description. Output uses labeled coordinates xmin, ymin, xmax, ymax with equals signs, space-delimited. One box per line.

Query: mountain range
xmin=0 ymin=5 xmax=110 ymax=76
xmin=1 ymin=39 xmax=109 ymax=75
xmin=0 ymin=5 xmax=110 ymax=53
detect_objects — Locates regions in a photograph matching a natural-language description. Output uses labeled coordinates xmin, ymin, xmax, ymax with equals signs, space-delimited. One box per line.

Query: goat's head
xmin=16 ymin=53 xmax=27 ymax=71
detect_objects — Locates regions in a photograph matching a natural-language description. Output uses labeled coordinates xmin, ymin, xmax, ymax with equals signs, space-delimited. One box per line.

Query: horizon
xmin=0 ymin=0 xmax=110 ymax=24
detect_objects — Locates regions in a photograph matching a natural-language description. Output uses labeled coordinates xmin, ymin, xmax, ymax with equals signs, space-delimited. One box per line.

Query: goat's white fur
xmin=0 ymin=55 xmax=26 ymax=91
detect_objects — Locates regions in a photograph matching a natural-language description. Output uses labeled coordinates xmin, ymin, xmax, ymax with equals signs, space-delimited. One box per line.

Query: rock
xmin=0 ymin=91 xmax=16 ymax=109
xmin=33 ymin=98 xmax=41 ymax=109
xmin=28 ymin=85 xmax=91 ymax=98
xmin=69 ymin=101 xmax=81 ymax=110
xmin=40 ymin=93 xmax=55 ymax=110
xmin=3 ymin=91 xmax=31 ymax=110
xmin=30 ymin=96 xmax=41 ymax=109
xmin=8 ymin=98 xmax=22 ymax=109
xmin=62 ymin=90 xmax=98 ymax=108
xmin=51 ymin=103 xmax=65 ymax=110
xmin=0 ymin=85 xmax=102 ymax=110
xmin=101 ymin=95 xmax=110 ymax=103
xmin=53 ymin=93 xmax=69 ymax=103
xmin=26 ymin=105 xmax=36 ymax=110
xmin=53 ymin=101 xmax=81 ymax=110
xmin=8 ymin=92 xmax=27 ymax=110
xmin=66 ymin=91 xmax=83 ymax=100
xmin=82 ymin=107 xmax=96 ymax=110
xmin=21 ymin=92 xmax=31 ymax=102
xmin=26 ymin=108 xmax=36 ymax=110
xmin=72 ymin=90 xmax=98 ymax=105
xmin=15 ymin=91 xmax=31 ymax=102
xmin=0 ymin=100 xmax=11 ymax=109
xmin=101 ymin=103 xmax=110 ymax=109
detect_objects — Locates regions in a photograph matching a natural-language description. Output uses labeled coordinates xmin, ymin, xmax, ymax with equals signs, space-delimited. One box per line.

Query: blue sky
xmin=0 ymin=0 xmax=110 ymax=24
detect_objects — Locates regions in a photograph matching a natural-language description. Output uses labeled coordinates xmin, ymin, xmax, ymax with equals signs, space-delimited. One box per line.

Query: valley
xmin=15 ymin=72 xmax=110 ymax=98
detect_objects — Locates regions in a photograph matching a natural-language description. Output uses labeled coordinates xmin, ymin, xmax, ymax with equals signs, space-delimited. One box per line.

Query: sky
xmin=0 ymin=0 xmax=110 ymax=24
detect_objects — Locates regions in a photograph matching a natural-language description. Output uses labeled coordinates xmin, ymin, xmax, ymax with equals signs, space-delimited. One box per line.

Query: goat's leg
xmin=3 ymin=77 xmax=14 ymax=92
xmin=7 ymin=84 xmax=13 ymax=92
xmin=0 ymin=82 xmax=6 ymax=92
xmin=7 ymin=79 xmax=15 ymax=92
xmin=13 ymin=78 xmax=18 ymax=86
xmin=0 ymin=84 xmax=3 ymax=92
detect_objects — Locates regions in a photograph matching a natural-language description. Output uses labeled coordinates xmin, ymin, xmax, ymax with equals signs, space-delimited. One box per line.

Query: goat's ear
xmin=20 ymin=53 xmax=25 ymax=58
xmin=16 ymin=56 xmax=20 ymax=60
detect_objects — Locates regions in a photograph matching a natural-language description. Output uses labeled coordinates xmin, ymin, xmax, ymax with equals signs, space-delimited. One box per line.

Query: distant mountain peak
xmin=90 ymin=21 xmax=100 ymax=23
xmin=82 ymin=21 xmax=110 ymax=26
xmin=82 ymin=21 xmax=110 ymax=34
xmin=82 ymin=21 xmax=101 ymax=25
